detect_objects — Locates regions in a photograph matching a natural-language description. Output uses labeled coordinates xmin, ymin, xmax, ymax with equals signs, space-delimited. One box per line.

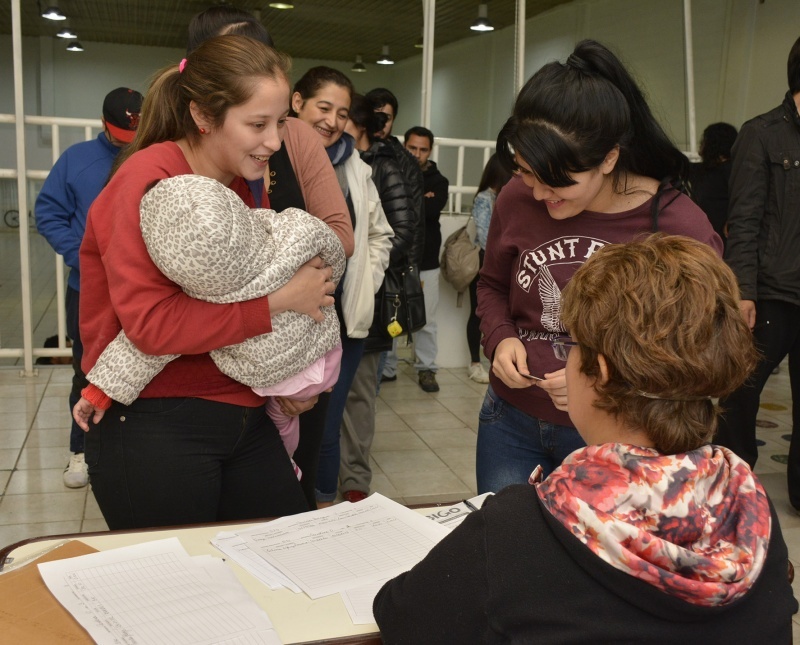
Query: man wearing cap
xmin=36 ymin=86 xmax=143 ymax=488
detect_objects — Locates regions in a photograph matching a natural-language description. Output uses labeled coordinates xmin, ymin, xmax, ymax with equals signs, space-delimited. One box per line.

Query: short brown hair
xmin=561 ymin=234 xmax=758 ymax=454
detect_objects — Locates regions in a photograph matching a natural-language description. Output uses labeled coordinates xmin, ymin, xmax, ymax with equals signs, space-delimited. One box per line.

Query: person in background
xmin=35 ymin=335 xmax=73 ymax=366
xmin=335 ymin=95 xmax=415 ymax=503
xmin=476 ymin=40 xmax=721 ymax=494
xmin=289 ymin=67 xmax=394 ymax=508
xmin=80 ymin=36 xmax=349 ymax=530
xmin=35 ymin=86 xmax=143 ymax=489
xmin=715 ymin=35 xmax=800 ymax=512
xmin=688 ymin=122 xmax=738 ymax=247
xmin=403 ymin=126 xmax=449 ymax=393
xmin=365 ymin=88 xmax=425 ymax=386
xmin=374 ymin=234 xmax=797 ymax=643
xmin=186 ymin=5 xmax=353 ymax=508
xmin=466 ymin=153 xmax=512 ymax=384
xmin=186 ymin=4 xmax=274 ymax=53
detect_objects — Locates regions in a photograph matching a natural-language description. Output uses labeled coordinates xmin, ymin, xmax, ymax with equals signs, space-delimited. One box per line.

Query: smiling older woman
xmin=373 ymin=234 xmax=797 ymax=644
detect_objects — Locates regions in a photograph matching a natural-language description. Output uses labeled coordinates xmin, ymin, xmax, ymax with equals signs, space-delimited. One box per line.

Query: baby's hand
xmin=73 ymin=397 xmax=106 ymax=432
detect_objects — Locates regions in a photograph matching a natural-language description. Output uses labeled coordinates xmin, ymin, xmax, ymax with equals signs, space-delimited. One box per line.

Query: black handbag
xmin=378 ymin=263 xmax=426 ymax=339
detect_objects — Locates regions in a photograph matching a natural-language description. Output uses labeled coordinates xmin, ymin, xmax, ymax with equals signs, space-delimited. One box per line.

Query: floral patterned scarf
xmin=536 ymin=443 xmax=770 ymax=607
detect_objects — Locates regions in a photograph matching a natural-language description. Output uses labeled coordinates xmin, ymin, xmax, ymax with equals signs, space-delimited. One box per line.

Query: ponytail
xmin=498 ymin=39 xmax=688 ymax=202
xmin=570 ymin=40 xmax=689 ymax=189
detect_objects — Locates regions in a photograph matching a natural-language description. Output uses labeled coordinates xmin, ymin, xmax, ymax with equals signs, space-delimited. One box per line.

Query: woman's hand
xmin=268 ymin=257 xmax=335 ymax=323
xmin=537 ymin=368 xmax=567 ymax=411
xmin=276 ymin=395 xmax=319 ymax=417
xmin=73 ymin=397 xmax=105 ymax=432
xmin=491 ymin=338 xmax=535 ymax=389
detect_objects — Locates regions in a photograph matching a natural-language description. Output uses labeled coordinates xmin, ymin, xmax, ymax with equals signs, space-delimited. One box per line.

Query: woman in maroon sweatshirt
xmin=475 ymin=39 xmax=721 ymax=493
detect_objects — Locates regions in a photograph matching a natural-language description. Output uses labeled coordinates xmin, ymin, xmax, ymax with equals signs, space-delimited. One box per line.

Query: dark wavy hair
xmin=561 ymin=234 xmax=758 ymax=454
xmin=349 ymin=93 xmax=389 ymax=144
xmin=699 ymin=122 xmax=737 ymax=169
xmin=477 ymin=153 xmax=512 ymax=195
xmin=365 ymin=87 xmax=398 ymax=116
xmin=497 ymin=40 xmax=689 ymax=226
xmin=789 ymin=35 xmax=800 ymax=94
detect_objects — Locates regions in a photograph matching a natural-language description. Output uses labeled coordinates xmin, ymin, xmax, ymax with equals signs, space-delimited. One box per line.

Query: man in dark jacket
xmin=402 ymin=126 xmax=449 ymax=392
xmin=365 ymin=89 xmax=427 ymax=388
xmin=716 ymin=35 xmax=800 ymax=509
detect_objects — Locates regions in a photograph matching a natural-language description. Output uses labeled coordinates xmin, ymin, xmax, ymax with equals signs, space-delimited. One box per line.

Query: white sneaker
xmin=468 ymin=363 xmax=490 ymax=384
xmin=63 ymin=452 xmax=89 ymax=488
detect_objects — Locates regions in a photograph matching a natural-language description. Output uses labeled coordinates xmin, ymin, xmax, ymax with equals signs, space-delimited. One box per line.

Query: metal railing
xmin=1 ymin=114 xmax=102 ymax=369
xmin=0 ymin=113 xmax=495 ymax=370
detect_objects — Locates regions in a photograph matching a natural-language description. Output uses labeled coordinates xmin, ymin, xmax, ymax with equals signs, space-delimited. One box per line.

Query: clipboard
xmin=0 ymin=540 xmax=98 ymax=644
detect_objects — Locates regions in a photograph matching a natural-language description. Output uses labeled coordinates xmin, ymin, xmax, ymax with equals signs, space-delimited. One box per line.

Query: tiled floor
xmin=0 ymin=356 xmax=489 ymax=549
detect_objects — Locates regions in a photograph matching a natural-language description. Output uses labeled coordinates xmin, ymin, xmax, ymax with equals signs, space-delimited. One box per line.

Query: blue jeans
xmin=316 ymin=336 xmax=366 ymax=502
xmin=476 ymin=385 xmax=585 ymax=493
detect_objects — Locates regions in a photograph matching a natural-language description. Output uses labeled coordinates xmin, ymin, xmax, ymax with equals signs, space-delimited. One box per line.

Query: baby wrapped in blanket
xmin=76 ymin=174 xmax=345 ymax=478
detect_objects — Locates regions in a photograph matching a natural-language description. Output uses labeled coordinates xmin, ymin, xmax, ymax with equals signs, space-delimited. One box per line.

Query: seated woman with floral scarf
xmin=373 ymin=234 xmax=797 ymax=644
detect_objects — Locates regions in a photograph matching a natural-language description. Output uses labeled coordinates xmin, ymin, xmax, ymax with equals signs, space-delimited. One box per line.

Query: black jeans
xmin=85 ymin=397 xmax=309 ymax=529
xmin=466 ymin=250 xmax=485 ymax=363
xmin=66 ymin=286 xmax=88 ymax=453
xmin=715 ymin=299 xmax=800 ymax=505
xmin=293 ymin=391 xmax=331 ymax=509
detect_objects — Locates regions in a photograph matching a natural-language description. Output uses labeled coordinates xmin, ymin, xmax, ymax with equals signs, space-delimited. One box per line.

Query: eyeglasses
xmin=551 ymin=336 xmax=579 ymax=361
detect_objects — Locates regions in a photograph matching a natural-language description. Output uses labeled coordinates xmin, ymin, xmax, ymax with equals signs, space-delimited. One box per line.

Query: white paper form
xmin=340 ymin=578 xmax=388 ymax=625
xmin=38 ymin=537 xmax=281 ymax=645
xmin=211 ymin=531 xmax=302 ymax=593
xmin=239 ymin=493 xmax=449 ymax=599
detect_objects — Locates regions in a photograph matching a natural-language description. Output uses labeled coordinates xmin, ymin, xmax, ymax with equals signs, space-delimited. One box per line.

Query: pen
xmin=463 ymin=499 xmax=479 ymax=512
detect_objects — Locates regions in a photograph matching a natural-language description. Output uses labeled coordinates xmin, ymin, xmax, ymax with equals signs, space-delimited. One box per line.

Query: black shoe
xmin=381 ymin=374 xmax=397 ymax=383
xmin=418 ymin=370 xmax=439 ymax=392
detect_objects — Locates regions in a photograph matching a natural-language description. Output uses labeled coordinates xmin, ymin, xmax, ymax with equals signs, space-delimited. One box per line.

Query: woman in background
xmin=185 ymin=5 xmax=353 ymax=508
xmin=466 ymin=153 xmax=512 ymax=384
xmin=688 ymin=122 xmax=738 ymax=248
xmin=290 ymin=68 xmax=394 ymax=508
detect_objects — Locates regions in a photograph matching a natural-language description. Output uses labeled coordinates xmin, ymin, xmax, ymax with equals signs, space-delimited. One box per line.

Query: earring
xmin=198 ymin=127 xmax=207 ymax=134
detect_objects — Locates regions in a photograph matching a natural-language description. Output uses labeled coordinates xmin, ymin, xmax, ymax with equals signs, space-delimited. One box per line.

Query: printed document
xmin=38 ymin=537 xmax=281 ymax=645
xmin=238 ymin=493 xmax=449 ymax=599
